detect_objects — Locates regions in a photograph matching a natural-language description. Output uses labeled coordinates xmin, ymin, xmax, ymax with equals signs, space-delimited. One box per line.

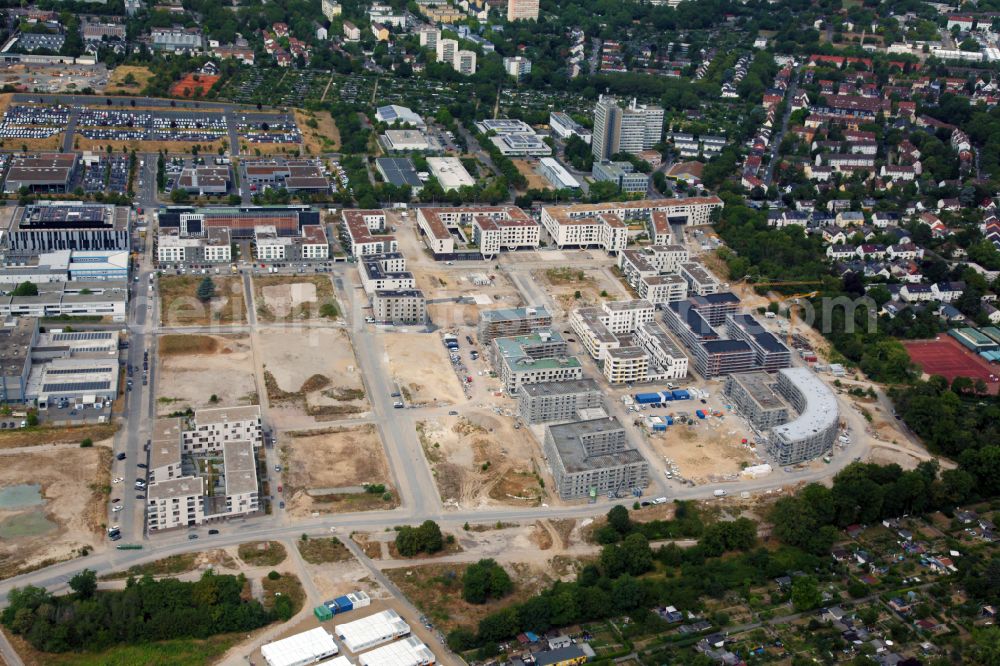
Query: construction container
xmin=695 ymin=410 xmax=706 ymax=419
xmin=671 ymin=389 xmax=691 ymax=400
xmin=657 ymin=391 xmax=674 ymax=402
xmin=634 ymin=392 xmax=663 ymax=404
xmin=652 ymin=423 xmax=667 ymax=432
xmin=315 ymin=605 xmax=334 ymax=622
xmin=665 ymin=416 xmax=674 ymax=425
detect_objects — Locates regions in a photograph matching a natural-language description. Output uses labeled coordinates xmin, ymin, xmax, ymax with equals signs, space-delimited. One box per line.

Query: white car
xmin=112 ymin=506 xmax=123 ymax=513
xmin=112 ymin=477 xmax=124 ymax=484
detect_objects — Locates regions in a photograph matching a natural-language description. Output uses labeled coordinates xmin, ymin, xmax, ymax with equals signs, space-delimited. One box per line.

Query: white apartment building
xmin=541 ymin=197 xmax=723 ymax=253
xmin=541 ymin=210 xmax=629 ymax=252
xmin=603 ymin=346 xmax=650 ymax=384
xmin=256 ymin=236 xmax=286 ymax=261
xmin=372 ymin=289 xmax=427 ymax=324
xmin=204 ymin=242 xmax=231 ymax=262
xmin=473 ymin=214 xmax=540 ymax=259
xmin=417 ymin=26 xmax=440 ymax=49
xmin=570 ymin=300 xmax=655 ymax=359
xmin=634 ymin=321 xmax=688 ymax=379
xmin=680 ymin=262 xmax=720 ymax=296
xmin=181 ymin=405 xmax=263 ymax=455
xmin=147 ymin=476 xmax=205 ymax=531
xmin=436 ymin=38 xmax=457 ymax=65
xmin=342 ymin=210 xmax=397 ymax=256
xmin=456 ymin=49 xmax=477 ymax=75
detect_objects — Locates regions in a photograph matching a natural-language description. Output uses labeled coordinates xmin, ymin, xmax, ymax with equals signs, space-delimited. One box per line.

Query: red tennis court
xmin=903 ymin=336 xmax=999 ymax=392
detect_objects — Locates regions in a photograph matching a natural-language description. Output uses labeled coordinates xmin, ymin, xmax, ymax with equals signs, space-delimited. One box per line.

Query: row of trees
xmin=395 ymin=520 xmax=444 ymax=557
xmin=2 ymin=571 xmax=274 ymax=653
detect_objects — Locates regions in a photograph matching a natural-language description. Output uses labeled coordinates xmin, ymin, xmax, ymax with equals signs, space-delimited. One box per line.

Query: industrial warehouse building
xmin=766 ymin=368 xmax=839 ymax=465
xmin=335 ymin=609 xmax=411 ymax=653
xmin=261 ymin=627 xmax=339 ymax=666
xmin=518 ymin=378 xmax=604 ymax=424
xmin=543 ymin=416 xmax=650 ymax=500
xmin=6 ymin=201 xmax=130 ymax=254
xmin=357 ymin=636 xmax=435 ymax=666
xmin=0 ymin=322 xmax=123 ymax=405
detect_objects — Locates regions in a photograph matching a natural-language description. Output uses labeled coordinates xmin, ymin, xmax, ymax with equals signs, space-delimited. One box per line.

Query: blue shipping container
xmin=333 ymin=595 xmax=353 ymax=613
xmin=658 ymin=392 xmax=674 ymax=402
xmin=635 ymin=393 xmax=662 ymax=404
xmin=665 ymin=416 xmax=674 ymax=425
xmin=672 ymin=389 xmax=690 ymax=400
xmin=652 ymin=423 xmax=667 ymax=432
xmin=696 ymin=410 xmax=706 ymax=419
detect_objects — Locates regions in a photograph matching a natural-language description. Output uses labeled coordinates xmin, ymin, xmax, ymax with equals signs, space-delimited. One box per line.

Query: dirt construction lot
xmin=281 ymin=425 xmax=395 ymax=516
xmin=417 ymin=410 xmax=550 ymax=508
xmin=159 ymin=275 xmax=247 ymax=327
xmin=645 ymin=415 xmax=761 ymax=484
xmin=512 ymin=159 xmax=552 ymax=191
xmin=534 ymin=267 xmax=623 ymax=314
xmin=408 ymin=263 xmax=522 ymax=329
xmin=0 ymin=446 xmax=111 ymax=580
xmin=293 ymin=108 xmax=340 ymax=154
xmin=253 ymin=275 xmax=339 ymax=322
xmin=258 ymin=328 xmax=368 ymax=427
xmin=157 ymin=334 xmax=258 ymax=415
xmin=383 ymin=332 xmax=465 ymax=405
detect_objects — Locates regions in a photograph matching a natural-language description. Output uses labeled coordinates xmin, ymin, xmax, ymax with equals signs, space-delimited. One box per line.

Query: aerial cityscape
xmin=0 ymin=0 xmax=999 ymax=664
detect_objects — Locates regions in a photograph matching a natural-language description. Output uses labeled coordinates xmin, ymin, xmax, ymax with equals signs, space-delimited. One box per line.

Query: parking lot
xmin=0 ymin=104 xmax=71 ymax=139
xmin=236 ymin=113 xmax=302 ymax=144
xmin=81 ymin=154 xmax=130 ymax=194
xmin=76 ymin=107 xmax=228 ymax=144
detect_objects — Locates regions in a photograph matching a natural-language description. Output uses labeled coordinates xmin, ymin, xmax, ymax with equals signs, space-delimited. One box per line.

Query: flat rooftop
xmin=547 ymin=417 xmax=645 ymax=473
xmin=223 ymin=440 xmax=258 ymax=497
xmin=195 ymin=404 xmax=261 ymax=426
xmin=150 ymin=417 xmax=183 ymax=470
xmin=147 ymin=475 xmax=204 ymax=501
xmin=480 ymin=305 xmax=550 ymax=322
xmin=0 ymin=318 xmax=36 ymax=378
xmin=729 ymin=371 xmax=785 ymax=410
xmin=772 ymin=367 xmax=838 ymax=440
xmin=519 ymin=378 xmax=601 ymax=397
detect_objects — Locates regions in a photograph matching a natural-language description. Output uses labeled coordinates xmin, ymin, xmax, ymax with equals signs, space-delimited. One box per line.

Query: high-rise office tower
xmin=591 ymin=95 xmax=664 ymax=161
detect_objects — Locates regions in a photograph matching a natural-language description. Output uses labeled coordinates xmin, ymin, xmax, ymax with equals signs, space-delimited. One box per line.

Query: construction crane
xmin=781 ymin=290 xmax=819 ymax=348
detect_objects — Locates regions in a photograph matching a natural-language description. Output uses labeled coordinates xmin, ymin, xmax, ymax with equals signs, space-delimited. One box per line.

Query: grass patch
xmin=159 ymin=275 xmax=246 ymax=327
xmin=237 ymin=541 xmax=287 ymax=567
xmin=262 ymin=572 xmax=305 ymax=615
xmin=99 ymin=554 xmax=198 ymax=580
xmin=103 ymin=65 xmax=154 ymax=94
xmin=6 ymin=629 xmax=242 ymax=666
xmin=296 ymin=536 xmax=353 ymax=564
xmin=545 ymin=267 xmax=591 ymax=284
xmin=0 ymin=423 xmax=118 ymax=449
xmin=159 ymin=335 xmax=219 ymax=355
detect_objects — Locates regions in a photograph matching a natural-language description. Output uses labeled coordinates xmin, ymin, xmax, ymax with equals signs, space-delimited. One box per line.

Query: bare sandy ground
xmin=417 ymin=410 xmax=551 ymax=509
xmin=281 ymin=425 xmax=393 ymax=516
xmin=646 ymin=418 xmax=759 ymax=484
xmin=157 ymin=335 xmax=257 ymax=414
xmin=261 ymin=282 xmax=317 ymax=318
xmin=383 ymin=332 xmax=465 ymax=405
xmin=0 ymin=444 xmax=111 ymax=579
